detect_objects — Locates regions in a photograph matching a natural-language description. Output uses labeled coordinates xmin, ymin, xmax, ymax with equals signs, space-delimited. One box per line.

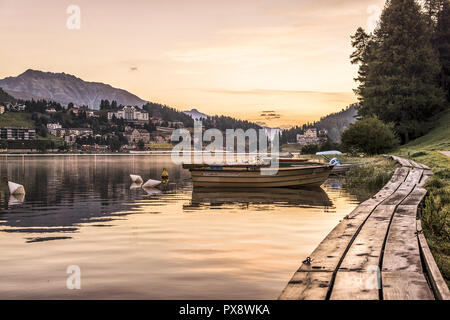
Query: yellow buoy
xmin=161 ymin=168 xmax=169 ymax=180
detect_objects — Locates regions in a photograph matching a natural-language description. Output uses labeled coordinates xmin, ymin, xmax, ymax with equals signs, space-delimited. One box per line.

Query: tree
xmin=137 ymin=139 xmax=145 ymax=151
xmin=108 ymin=136 xmax=122 ymax=152
xmin=435 ymin=0 xmax=450 ymax=99
xmin=352 ymin=0 xmax=446 ymax=143
xmin=424 ymin=0 xmax=446 ymax=26
xmin=341 ymin=117 xmax=399 ymax=155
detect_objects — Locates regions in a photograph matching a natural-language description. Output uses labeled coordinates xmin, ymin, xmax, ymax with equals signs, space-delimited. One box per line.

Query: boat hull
xmin=188 ymin=165 xmax=333 ymax=188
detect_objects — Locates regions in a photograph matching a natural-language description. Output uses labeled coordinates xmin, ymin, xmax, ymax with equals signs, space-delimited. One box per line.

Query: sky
xmin=0 ymin=0 xmax=386 ymax=128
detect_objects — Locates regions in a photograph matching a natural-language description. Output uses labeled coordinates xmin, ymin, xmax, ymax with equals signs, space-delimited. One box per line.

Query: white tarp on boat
xmin=316 ymin=151 xmax=343 ymax=156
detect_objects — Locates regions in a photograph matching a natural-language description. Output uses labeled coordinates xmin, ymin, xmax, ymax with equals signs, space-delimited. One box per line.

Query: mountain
xmin=0 ymin=69 xmax=147 ymax=109
xmin=0 ymin=87 xmax=16 ymax=103
xmin=316 ymin=104 xmax=358 ymax=142
xmin=183 ymin=108 xmax=208 ymax=120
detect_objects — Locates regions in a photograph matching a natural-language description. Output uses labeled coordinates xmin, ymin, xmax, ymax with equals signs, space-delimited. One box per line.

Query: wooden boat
xmin=331 ymin=164 xmax=353 ymax=175
xmin=182 ymin=162 xmax=334 ymax=188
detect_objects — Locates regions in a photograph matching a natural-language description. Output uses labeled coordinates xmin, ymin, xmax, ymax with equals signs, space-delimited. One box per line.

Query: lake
xmin=0 ymin=155 xmax=360 ymax=299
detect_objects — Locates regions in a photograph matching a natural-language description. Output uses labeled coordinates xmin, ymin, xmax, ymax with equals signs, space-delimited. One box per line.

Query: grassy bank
xmin=0 ymin=113 xmax=35 ymax=128
xmin=344 ymin=158 xmax=398 ymax=201
xmin=393 ymin=111 xmax=450 ymax=286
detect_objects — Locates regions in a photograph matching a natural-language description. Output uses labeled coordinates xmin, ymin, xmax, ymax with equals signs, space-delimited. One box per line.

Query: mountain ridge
xmin=0 ymin=69 xmax=147 ymax=109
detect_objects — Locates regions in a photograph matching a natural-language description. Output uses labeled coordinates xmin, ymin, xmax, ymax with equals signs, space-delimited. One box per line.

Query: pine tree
xmin=352 ymin=0 xmax=446 ymax=143
xmin=435 ymin=1 xmax=450 ymax=98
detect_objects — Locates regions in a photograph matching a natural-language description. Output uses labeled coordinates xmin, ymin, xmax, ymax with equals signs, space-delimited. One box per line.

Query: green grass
xmin=394 ymin=110 xmax=450 ymax=286
xmin=0 ymin=113 xmax=35 ymax=128
xmin=344 ymin=158 xmax=399 ymax=201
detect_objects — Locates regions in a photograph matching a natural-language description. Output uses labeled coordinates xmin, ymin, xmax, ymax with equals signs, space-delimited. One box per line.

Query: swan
xmin=130 ymin=174 xmax=144 ymax=184
xmin=8 ymin=181 xmax=25 ymax=195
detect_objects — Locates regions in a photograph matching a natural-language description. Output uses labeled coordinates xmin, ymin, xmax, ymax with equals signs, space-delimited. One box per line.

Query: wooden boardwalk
xmin=280 ymin=156 xmax=450 ymax=300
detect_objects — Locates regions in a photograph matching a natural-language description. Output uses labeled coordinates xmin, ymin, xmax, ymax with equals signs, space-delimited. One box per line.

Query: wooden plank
xmin=279 ymin=272 xmax=332 ymax=300
xmin=281 ymin=156 xmax=436 ymax=300
xmin=337 ymin=205 xmax=397 ymax=273
xmin=401 ymin=187 xmax=428 ymax=206
xmin=330 ymin=271 xmax=380 ymax=300
xmin=383 ymin=272 xmax=434 ymax=300
xmin=418 ymin=170 xmax=433 ymax=188
xmin=281 ymin=166 xmax=411 ymax=300
xmin=381 ymin=169 xmax=423 ymax=206
xmin=332 ymin=169 xmax=422 ymax=299
xmin=382 ymin=206 xmax=422 ymax=273
xmin=360 ymin=167 xmax=409 ymax=207
xmin=297 ymin=206 xmax=375 ymax=272
xmin=417 ymin=220 xmax=450 ymax=300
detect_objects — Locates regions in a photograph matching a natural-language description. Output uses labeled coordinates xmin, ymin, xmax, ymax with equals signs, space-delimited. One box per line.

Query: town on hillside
xmin=0 ymin=96 xmax=344 ymax=153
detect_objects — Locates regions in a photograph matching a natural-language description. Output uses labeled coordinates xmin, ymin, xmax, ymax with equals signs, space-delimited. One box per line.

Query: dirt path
xmin=440 ymin=151 xmax=450 ymax=157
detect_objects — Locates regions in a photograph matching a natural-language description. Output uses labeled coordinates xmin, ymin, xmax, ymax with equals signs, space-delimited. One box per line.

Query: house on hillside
xmin=125 ymin=128 xmax=150 ymax=145
xmin=296 ymin=128 xmax=326 ymax=146
xmin=0 ymin=105 xmax=4 ymax=114
xmin=108 ymin=106 xmax=149 ymax=123
xmin=64 ymin=128 xmax=94 ymax=144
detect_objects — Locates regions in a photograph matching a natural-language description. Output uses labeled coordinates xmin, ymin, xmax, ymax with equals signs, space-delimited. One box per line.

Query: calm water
xmin=0 ymin=155 xmax=360 ymax=299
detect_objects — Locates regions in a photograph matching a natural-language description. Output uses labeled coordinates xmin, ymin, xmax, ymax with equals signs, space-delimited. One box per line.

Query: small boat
xmin=142 ymin=179 xmax=162 ymax=188
xmin=315 ymin=151 xmax=360 ymax=175
xmin=8 ymin=181 xmax=26 ymax=195
xmin=130 ymin=174 xmax=144 ymax=184
xmin=182 ymin=162 xmax=333 ymax=188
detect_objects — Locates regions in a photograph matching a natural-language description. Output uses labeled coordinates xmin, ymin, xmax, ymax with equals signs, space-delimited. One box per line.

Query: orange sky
xmin=0 ymin=0 xmax=386 ymax=128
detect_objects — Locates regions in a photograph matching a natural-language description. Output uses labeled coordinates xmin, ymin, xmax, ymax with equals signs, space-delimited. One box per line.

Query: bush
xmin=341 ymin=117 xmax=399 ymax=155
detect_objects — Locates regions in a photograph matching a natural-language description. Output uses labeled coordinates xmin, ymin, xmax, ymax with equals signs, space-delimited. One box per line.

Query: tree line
xmin=347 ymin=0 xmax=450 ymax=151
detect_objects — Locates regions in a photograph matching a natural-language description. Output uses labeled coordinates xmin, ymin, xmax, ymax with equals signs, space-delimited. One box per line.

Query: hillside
xmin=0 ymin=87 xmax=16 ymax=103
xmin=316 ymin=104 xmax=358 ymax=142
xmin=394 ymin=110 xmax=450 ymax=286
xmin=0 ymin=113 xmax=34 ymax=128
xmin=0 ymin=69 xmax=147 ymax=109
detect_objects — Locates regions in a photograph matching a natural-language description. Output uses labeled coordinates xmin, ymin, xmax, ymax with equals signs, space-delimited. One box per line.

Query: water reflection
xmin=186 ymin=187 xmax=333 ymax=210
xmin=0 ymin=155 xmax=361 ymax=299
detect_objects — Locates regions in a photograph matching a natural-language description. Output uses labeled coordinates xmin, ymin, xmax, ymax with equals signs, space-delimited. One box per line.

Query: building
xmin=64 ymin=128 xmax=93 ymax=144
xmin=125 ymin=129 xmax=151 ymax=145
xmin=107 ymin=106 xmax=149 ymax=122
xmin=296 ymin=128 xmax=325 ymax=146
xmin=0 ymin=105 xmax=4 ymax=114
xmin=47 ymin=123 xmax=62 ymax=130
xmin=67 ymin=128 xmax=93 ymax=136
xmin=45 ymin=108 xmax=57 ymax=113
xmin=7 ymin=104 xmax=26 ymax=112
xmin=0 ymin=128 xmax=36 ymax=140
xmin=47 ymin=123 xmax=63 ymax=136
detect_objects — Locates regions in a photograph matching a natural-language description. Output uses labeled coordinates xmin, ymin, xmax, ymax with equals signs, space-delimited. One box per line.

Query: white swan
xmin=130 ymin=182 xmax=143 ymax=190
xmin=8 ymin=181 xmax=25 ymax=195
xmin=9 ymin=193 xmax=25 ymax=206
xmin=142 ymin=187 xmax=162 ymax=196
xmin=142 ymin=179 xmax=161 ymax=188
xmin=130 ymin=174 xmax=144 ymax=184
